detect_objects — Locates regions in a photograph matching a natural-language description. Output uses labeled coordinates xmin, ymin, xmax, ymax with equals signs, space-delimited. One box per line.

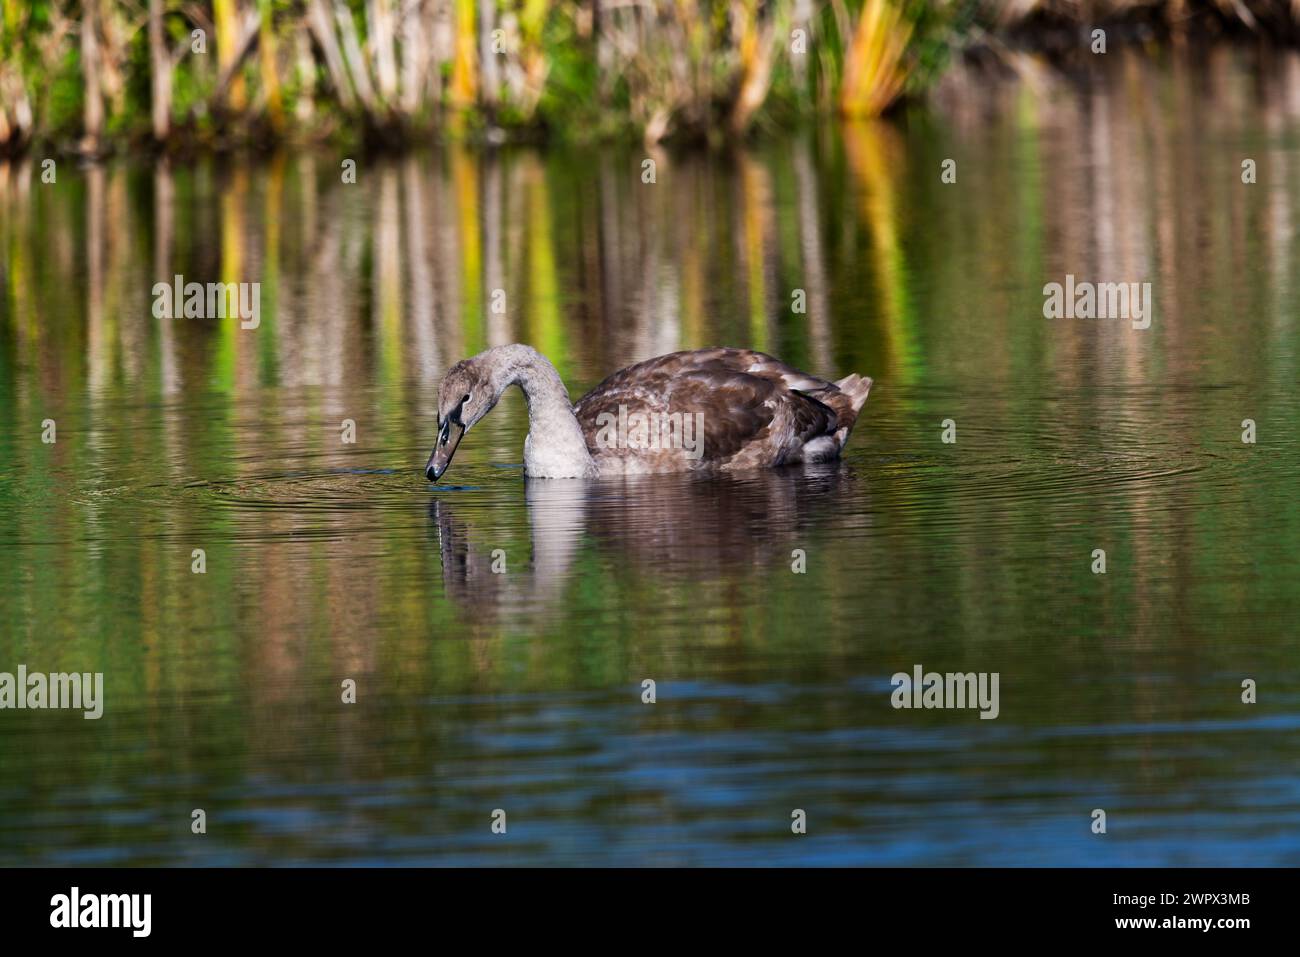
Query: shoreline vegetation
xmin=0 ymin=1 xmax=1297 ymax=158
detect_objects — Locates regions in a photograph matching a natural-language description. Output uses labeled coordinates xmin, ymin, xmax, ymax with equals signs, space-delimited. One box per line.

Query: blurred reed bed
xmin=1 ymin=1 xmax=1298 ymax=156
xmin=0 ymin=0 xmax=1051 ymax=154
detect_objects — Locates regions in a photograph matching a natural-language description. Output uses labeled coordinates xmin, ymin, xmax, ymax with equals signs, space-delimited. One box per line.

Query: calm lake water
xmin=1 ymin=47 xmax=1298 ymax=866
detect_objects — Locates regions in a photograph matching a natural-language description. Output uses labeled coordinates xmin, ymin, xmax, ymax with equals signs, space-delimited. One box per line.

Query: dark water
xmin=2 ymin=48 xmax=1299 ymax=866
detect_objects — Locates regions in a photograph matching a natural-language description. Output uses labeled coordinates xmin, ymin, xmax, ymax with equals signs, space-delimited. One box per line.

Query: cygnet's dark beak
xmin=425 ymin=420 xmax=465 ymax=482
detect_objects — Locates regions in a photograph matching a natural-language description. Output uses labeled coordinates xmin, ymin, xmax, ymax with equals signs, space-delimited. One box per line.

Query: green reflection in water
xmin=0 ymin=48 xmax=1298 ymax=866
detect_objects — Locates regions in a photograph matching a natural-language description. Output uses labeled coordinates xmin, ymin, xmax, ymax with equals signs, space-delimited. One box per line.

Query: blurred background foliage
xmin=0 ymin=0 xmax=1298 ymax=154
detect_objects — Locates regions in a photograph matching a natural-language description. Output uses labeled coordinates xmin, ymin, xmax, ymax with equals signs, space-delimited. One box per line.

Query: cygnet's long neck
xmin=494 ymin=345 xmax=596 ymax=478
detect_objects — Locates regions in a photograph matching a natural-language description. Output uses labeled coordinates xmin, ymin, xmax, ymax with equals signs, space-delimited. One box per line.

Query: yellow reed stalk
xmin=839 ymin=0 xmax=914 ymax=119
xmin=449 ymin=0 xmax=478 ymax=107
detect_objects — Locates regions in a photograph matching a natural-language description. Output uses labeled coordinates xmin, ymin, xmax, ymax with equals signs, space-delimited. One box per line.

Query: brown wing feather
xmin=787 ymin=389 xmax=842 ymax=442
xmin=574 ymin=348 xmax=849 ymax=470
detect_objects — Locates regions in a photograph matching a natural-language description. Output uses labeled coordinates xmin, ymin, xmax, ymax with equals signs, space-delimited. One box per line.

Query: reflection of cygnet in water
xmin=427 ymin=480 xmax=591 ymax=616
xmin=429 ymin=465 xmax=864 ymax=615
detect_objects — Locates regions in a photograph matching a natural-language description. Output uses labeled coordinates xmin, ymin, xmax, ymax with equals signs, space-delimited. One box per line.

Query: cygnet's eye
xmin=463 ymin=393 xmax=471 ymax=403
